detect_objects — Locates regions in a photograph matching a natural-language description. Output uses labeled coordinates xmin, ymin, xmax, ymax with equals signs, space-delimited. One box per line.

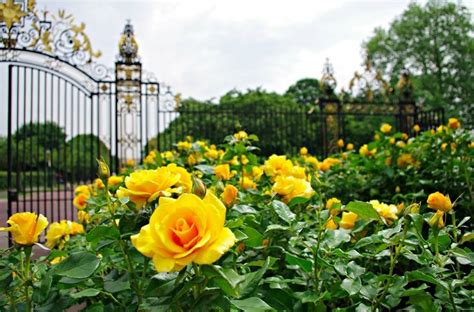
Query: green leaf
xmin=272 ymin=200 xmax=295 ymax=224
xmin=341 ymin=277 xmax=362 ymax=296
xmin=194 ymin=165 xmax=215 ymax=175
xmin=240 ymin=257 xmax=271 ymax=297
xmin=242 ymin=226 xmax=263 ymax=248
xmin=230 ymin=297 xmax=274 ymax=311
xmin=202 ymin=265 xmax=243 ymax=297
xmin=86 ymin=225 xmax=120 ymax=245
xmin=407 ymin=271 xmax=447 ymax=289
xmin=70 ymin=288 xmax=101 ymax=299
xmin=288 ymin=196 xmax=310 ymax=208
xmin=104 ymin=280 xmax=131 ymax=293
xmin=345 ymin=201 xmax=381 ymax=222
xmin=54 ymin=252 xmax=101 ymax=279
xmin=233 ymin=205 xmax=257 ymax=214
xmin=286 ymin=253 xmax=312 ymax=273
xmin=460 ymin=232 xmax=474 ymax=245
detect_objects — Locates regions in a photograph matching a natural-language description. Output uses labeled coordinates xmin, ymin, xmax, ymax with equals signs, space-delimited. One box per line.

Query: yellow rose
xmin=70 ymin=222 xmax=85 ymax=235
xmin=234 ymin=131 xmax=248 ymax=140
xmin=340 ymin=212 xmax=358 ymax=229
xmin=205 ymin=148 xmax=219 ymax=160
xmin=116 ymin=167 xmax=182 ymax=209
xmin=251 ymin=166 xmax=264 ymax=181
xmin=73 ymin=193 xmax=89 ymax=210
xmin=162 ymin=151 xmax=174 ymax=161
xmin=326 ymin=198 xmax=341 ymax=216
xmin=240 ymin=155 xmax=249 ymax=165
xmin=300 ymin=147 xmax=308 ymax=156
xmin=380 ymin=123 xmax=392 ymax=134
xmin=397 ymin=153 xmax=416 ymax=168
xmin=263 ymin=155 xmax=294 ymax=178
xmin=221 ymin=184 xmax=238 ymax=206
xmin=413 ymin=124 xmax=421 ymax=133
xmin=325 ymin=218 xmax=338 ymax=230
xmin=369 ymin=200 xmax=398 ymax=225
xmin=318 ymin=158 xmax=341 ymax=171
xmin=0 ymin=212 xmax=48 ymax=245
xmin=396 ymin=141 xmax=406 ymax=149
xmin=359 ymin=144 xmax=376 ymax=157
xmin=187 ymin=154 xmax=198 ymax=166
xmin=272 ymin=175 xmax=314 ymax=203
xmin=45 ymin=221 xmax=71 ymax=249
xmin=167 ymin=163 xmax=192 ymax=193
xmin=126 ymin=159 xmax=136 ymax=167
xmin=108 ymin=175 xmax=125 ymax=186
xmin=305 ymin=156 xmax=319 ymax=168
xmin=427 ymin=192 xmax=452 ymax=212
xmin=215 ymin=164 xmax=233 ymax=180
xmin=448 ymin=118 xmax=460 ymax=129
xmin=346 ymin=143 xmax=354 ymax=151
xmin=177 ymin=141 xmax=192 ymax=150
xmin=401 ymin=133 xmax=409 ymax=141
xmin=239 ymin=176 xmax=257 ymax=189
xmin=77 ymin=210 xmax=91 ymax=224
xmin=337 ymin=139 xmax=344 ymax=148
xmin=75 ymin=185 xmax=90 ymax=196
xmin=131 ymin=192 xmax=237 ymax=272
xmin=95 ymin=178 xmax=105 ymax=189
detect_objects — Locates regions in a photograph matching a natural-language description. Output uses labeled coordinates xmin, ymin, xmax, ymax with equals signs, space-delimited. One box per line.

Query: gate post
xmin=6 ymin=65 xmax=13 ymax=246
xmin=115 ymin=21 xmax=143 ymax=171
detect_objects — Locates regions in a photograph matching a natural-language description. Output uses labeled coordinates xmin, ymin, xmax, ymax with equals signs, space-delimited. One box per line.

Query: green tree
xmin=285 ymin=78 xmax=322 ymax=105
xmin=151 ymin=89 xmax=322 ymax=155
xmin=364 ymin=1 xmax=474 ymax=125
xmin=14 ymin=122 xmax=67 ymax=150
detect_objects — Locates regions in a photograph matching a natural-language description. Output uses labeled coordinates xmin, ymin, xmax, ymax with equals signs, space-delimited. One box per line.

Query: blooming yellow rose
xmin=73 ymin=193 xmax=89 ymax=210
xmin=427 ymin=192 xmax=452 ymax=212
xmin=346 ymin=143 xmax=354 ymax=151
xmin=0 ymin=212 xmax=48 ymax=245
xmin=205 ymin=148 xmax=219 ymax=160
xmin=300 ymin=147 xmax=308 ymax=156
xmin=187 ymin=154 xmax=198 ymax=166
xmin=221 ymin=184 xmax=238 ymax=206
xmin=448 ymin=118 xmax=460 ymax=129
xmin=215 ymin=164 xmax=233 ymax=180
xmin=340 ymin=212 xmax=358 ymax=229
xmin=116 ymin=167 xmax=183 ymax=209
xmin=380 ymin=123 xmax=392 ymax=134
xmin=251 ymin=166 xmax=264 ymax=181
xmin=263 ymin=155 xmax=294 ymax=178
xmin=305 ymin=156 xmax=319 ymax=168
xmin=413 ymin=124 xmax=421 ymax=133
xmin=131 ymin=192 xmax=236 ymax=272
xmin=272 ymin=175 xmax=314 ymax=203
xmin=369 ymin=200 xmax=398 ymax=225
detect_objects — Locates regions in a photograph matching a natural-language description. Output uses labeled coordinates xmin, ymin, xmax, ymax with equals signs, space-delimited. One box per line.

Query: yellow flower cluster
xmin=131 ymin=192 xmax=236 ymax=272
xmin=369 ymin=200 xmax=398 ymax=225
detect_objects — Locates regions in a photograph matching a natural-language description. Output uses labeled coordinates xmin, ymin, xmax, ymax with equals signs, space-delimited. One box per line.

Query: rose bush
xmin=0 ymin=119 xmax=472 ymax=311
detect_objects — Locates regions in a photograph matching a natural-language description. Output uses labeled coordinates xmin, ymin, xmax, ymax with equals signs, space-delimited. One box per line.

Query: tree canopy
xmin=364 ymin=1 xmax=474 ymax=125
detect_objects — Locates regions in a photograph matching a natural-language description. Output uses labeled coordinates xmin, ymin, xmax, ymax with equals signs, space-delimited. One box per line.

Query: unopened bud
xmin=97 ymin=158 xmax=110 ymax=180
xmin=192 ymin=175 xmax=207 ymax=199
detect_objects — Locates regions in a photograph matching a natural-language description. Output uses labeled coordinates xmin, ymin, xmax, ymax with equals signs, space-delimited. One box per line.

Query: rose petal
xmin=193 ymin=228 xmax=236 ymax=265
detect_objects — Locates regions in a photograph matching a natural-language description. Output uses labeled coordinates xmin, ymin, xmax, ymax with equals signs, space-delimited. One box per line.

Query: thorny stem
xmin=23 ymin=246 xmax=32 ymax=312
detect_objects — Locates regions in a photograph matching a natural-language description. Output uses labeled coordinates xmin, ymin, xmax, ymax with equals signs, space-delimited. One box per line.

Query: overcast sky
xmin=39 ymin=0 xmax=469 ymax=101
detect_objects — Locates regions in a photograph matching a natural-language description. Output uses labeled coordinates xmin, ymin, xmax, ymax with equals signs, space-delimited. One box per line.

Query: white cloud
xmin=40 ymin=0 xmax=425 ymax=100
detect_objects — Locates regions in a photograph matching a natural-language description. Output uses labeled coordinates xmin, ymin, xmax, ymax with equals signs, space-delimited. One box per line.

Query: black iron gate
xmin=1 ymin=2 xmax=166 ymax=235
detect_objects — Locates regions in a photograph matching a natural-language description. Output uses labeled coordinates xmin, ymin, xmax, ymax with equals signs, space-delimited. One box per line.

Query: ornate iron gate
xmin=0 ymin=1 xmax=171 ymax=234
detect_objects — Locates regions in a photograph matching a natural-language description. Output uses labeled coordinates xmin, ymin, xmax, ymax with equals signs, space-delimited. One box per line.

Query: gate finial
xmin=118 ymin=20 xmax=139 ymax=63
